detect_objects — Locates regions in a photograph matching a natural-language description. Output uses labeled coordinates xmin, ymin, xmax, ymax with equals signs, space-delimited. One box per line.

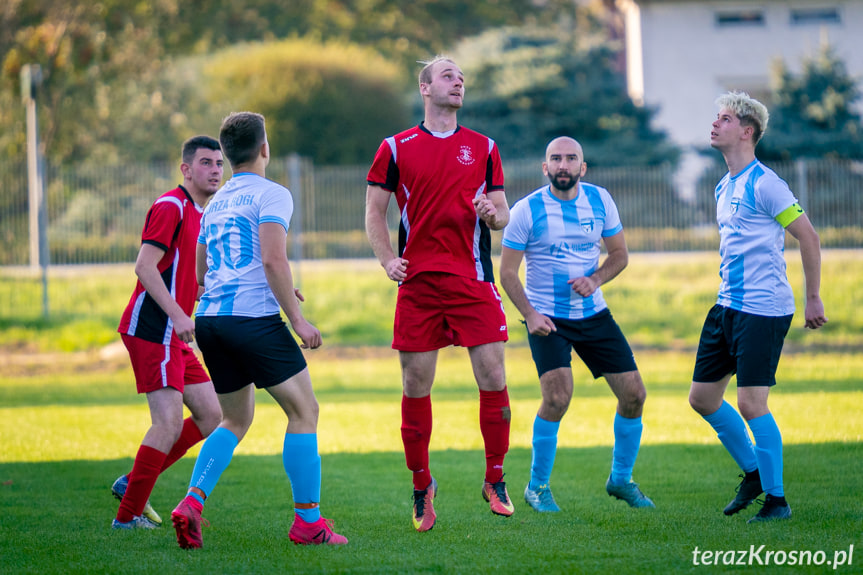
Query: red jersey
xmin=118 ymin=186 xmax=203 ymax=346
xmin=367 ymin=123 xmax=505 ymax=283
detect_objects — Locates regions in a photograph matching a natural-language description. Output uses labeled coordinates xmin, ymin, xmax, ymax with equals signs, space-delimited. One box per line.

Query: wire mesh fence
xmin=1 ymin=155 xmax=861 ymax=319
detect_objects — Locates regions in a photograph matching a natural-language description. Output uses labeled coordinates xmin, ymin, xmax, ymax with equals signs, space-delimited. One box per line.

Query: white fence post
xmin=21 ymin=63 xmax=49 ymax=317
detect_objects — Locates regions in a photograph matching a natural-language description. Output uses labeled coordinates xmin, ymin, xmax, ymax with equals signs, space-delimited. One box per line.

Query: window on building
xmin=790 ymin=7 xmax=841 ymax=25
xmin=715 ymin=10 xmax=765 ymax=27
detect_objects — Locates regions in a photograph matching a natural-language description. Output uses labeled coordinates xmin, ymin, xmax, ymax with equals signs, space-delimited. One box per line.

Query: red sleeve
xmin=141 ymin=198 xmax=182 ymax=252
xmin=488 ymin=142 xmax=505 ymax=192
xmin=367 ymin=139 xmax=397 ymax=191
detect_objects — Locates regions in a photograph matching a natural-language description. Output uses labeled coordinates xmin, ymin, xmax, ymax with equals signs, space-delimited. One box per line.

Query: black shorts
xmin=195 ymin=314 xmax=307 ymax=394
xmin=692 ymin=304 xmax=793 ymax=387
xmin=527 ymin=309 xmax=638 ymax=379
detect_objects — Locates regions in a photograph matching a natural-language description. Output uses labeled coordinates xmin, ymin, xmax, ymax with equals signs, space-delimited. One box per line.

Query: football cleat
xmin=112 ymin=474 xmax=162 ymax=526
xmin=412 ymin=477 xmax=438 ymax=532
xmin=606 ymin=476 xmax=655 ymax=508
xmin=482 ymin=478 xmax=514 ymax=517
xmin=724 ymin=470 xmax=763 ymax=516
xmin=524 ymin=483 xmax=561 ymax=513
xmin=289 ymin=515 xmax=349 ymax=545
xmin=171 ymin=497 xmax=207 ymax=549
xmin=111 ymin=515 xmax=159 ymax=530
xmin=748 ymin=494 xmax=792 ymax=523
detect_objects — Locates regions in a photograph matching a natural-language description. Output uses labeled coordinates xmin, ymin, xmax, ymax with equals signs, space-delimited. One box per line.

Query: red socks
xmin=116 ymin=445 xmax=166 ymax=522
xmin=401 ymin=394 xmax=433 ymax=491
xmin=479 ymin=387 xmax=511 ymax=484
xmin=401 ymin=388 xmax=510 ymax=489
xmin=160 ymin=418 xmax=204 ymax=472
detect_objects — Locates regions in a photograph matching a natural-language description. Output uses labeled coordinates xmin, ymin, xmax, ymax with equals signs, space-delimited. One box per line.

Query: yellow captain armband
xmin=776 ymin=203 xmax=805 ymax=228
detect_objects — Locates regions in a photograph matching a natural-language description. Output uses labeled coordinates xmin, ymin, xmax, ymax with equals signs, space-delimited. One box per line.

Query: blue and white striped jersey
xmin=196 ymin=173 xmax=293 ymax=318
xmin=714 ymin=159 xmax=799 ymax=316
xmin=502 ymin=183 xmax=623 ymax=320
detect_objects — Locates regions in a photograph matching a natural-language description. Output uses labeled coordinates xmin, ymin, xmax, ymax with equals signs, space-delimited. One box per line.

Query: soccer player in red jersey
xmin=366 ymin=56 xmax=513 ymax=532
xmin=112 ymin=136 xmax=223 ymax=529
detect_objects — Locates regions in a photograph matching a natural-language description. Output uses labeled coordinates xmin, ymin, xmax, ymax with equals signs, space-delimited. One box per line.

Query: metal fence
xmin=2 ymin=156 xmax=860 ymax=268
xmin=1 ymin=155 xmax=861 ymax=319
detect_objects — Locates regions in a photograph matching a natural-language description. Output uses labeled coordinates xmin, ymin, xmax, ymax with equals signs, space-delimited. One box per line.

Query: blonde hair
xmin=418 ymin=55 xmax=457 ymax=87
xmin=715 ymin=91 xmax=769 ymax=145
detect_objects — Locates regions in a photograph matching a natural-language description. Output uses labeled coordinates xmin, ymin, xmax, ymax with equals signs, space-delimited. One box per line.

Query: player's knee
xmin=543 ymin=392 xmax=571 ymax=418
xmin=198 ymin=407 xmax=222 ymax=437
xmin=689 ymin=389 xmax=716 ymax=416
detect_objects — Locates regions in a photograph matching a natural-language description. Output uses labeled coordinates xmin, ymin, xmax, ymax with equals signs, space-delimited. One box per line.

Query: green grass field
xmin=1 ymin=347 xmax=861 ymax=574
xmin=1 ymin=252 xmax=861 ymax=573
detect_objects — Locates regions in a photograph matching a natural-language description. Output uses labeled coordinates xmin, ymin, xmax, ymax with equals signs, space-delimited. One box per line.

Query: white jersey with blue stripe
xmin=196 ymin=173 xmax=293 ymax=318
xmin=502 ymin=182 xmax=623 ymax=320
xmin=715 ymin=159 xmax=797 ymax=316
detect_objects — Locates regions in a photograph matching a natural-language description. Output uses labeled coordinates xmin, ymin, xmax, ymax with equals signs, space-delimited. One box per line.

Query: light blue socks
xmin=187 ymin=427 xmax=239 ymax=505
xmin=283 ymin=433 xmax=322 ymax=523
xmin=748 ymin=413 xmax=784 ymax=497
xmin=529 ymin=416 xmax=560 ymax=490
xmin=702 ymin=400 xmax=758 ymax=473
xmin=610 ymin=413 xmax=643 ymax=485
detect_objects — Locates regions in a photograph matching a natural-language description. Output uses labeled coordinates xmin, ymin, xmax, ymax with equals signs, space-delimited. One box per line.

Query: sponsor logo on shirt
xmin=400 ymin=133 xmax=418 ymax=144
xmin=457 ymin=146 xmax=475 ymax=166
xmin=549 ymin=241 xmax=595 ymax=258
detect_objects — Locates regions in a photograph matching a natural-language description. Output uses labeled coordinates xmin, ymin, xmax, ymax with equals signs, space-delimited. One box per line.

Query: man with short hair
xmin=365 ymin=56 xmax=514 ymax=532
xmin=113 ymin=136 xmax=224 ymax=529
xmin=689 ymin=91 xmax=827 ymax=523
xmin=170 ymin=112 xmax=347 ymax=548
xmin=500 ymin=136 xmax=655 ymax=513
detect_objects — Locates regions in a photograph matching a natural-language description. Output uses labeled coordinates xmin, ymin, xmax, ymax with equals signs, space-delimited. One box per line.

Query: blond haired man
xmin=689 ymin=92 xmax=827 ymax=523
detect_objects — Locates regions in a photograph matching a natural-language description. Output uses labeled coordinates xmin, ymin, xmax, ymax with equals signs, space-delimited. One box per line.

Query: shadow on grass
xmin=1 ymin=443 xmax=860 ymax=574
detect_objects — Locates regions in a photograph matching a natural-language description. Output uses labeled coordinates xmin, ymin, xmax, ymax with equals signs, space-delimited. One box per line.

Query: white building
xmin=618 ymin=0 xmax=863 ymax=151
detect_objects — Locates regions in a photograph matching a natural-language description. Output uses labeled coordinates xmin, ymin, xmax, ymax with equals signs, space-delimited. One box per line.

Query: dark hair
xmin=219 ymin=112 xmax=266 ymax=167
xmin=181 ymin=135 xmax=221 ymax=164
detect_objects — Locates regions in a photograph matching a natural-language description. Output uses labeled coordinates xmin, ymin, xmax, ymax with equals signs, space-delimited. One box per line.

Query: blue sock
xmin=748 ymin=413 xmax=784 ymax=497
xmin=187 ymin=427 xmax=239 ymax=506
xmin=529 ymin=416 xmax=560 ymax=490
xmin=283 ymin=433 xmax=321 ymax=523
xmin=610 ymin=414 xmax=642 ymax=485
xmin=702 ymin=400 xmax=758 ymax=473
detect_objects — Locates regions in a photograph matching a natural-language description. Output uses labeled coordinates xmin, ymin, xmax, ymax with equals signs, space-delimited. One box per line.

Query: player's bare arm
xmin=499 ymin=246 xmax=556 ymax=336
xmin=260 ymin=221 xmax=322 ymax=349
xmin=196 ymin=242 xmax=208 ymax=287
xmin=136 ymin=242 xmax=196 ymax=343
xmin=785 ymin=214 xmax=828 ymax=329
xmin=568 ymin=231 xmax=629 ymax=297
xmin=473 ymin=190 xmax=510 ymax=230
xmin=365 ymin=184 xmax=409 ymax=281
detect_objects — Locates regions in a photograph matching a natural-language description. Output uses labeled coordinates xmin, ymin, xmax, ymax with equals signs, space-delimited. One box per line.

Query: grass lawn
xmin=1 ymin=346 xmax=861 ymax=574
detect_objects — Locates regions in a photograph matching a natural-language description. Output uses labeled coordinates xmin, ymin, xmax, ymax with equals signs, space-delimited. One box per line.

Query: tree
xmin=759 ymin=44 xmax=863 ymax=161
xmin=453 ymin=26 xmax=680 ymax=167
xmin=195 ymin=38 xmax=411 ymax=165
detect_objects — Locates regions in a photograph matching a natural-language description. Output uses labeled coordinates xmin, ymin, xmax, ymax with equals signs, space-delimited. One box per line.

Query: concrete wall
xmin=621 ymin=0 xmax=863 ymax=151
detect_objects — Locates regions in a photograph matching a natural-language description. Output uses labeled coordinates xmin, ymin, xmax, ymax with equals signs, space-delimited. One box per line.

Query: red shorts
xmin=121 ymin=334 xmax=210 ymax=394
xmin=393 ymin=272 xmax=508 ymax=352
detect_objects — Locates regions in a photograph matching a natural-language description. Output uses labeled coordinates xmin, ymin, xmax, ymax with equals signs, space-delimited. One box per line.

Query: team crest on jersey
xmin=457 ymin=146 xmax=475 ymax=166
xmin=580 ymin=219 xmax=595 ymax=233
xmin=730 ymin=198 xmax=740 ymax=214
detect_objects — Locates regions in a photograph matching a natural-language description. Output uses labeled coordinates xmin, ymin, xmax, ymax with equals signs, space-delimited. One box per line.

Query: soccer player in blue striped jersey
xmin=689 ymin=92 xmax=827 ymax=523
xmin=500 ymin=137 xmax=654 ymax=512
xmin=169 ymin=112 xmax=347 ymax=548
